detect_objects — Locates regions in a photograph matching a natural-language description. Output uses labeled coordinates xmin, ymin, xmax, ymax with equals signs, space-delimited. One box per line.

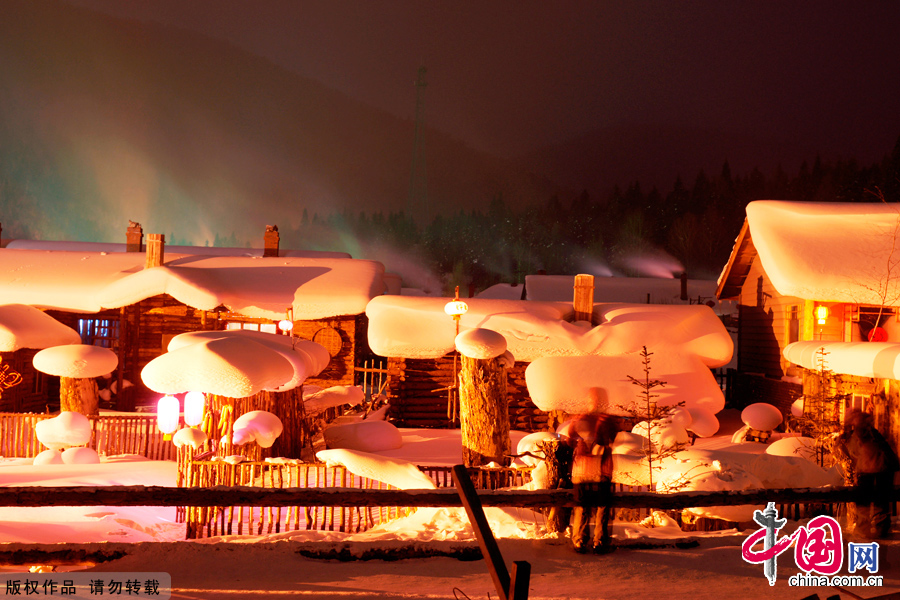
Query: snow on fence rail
xmin=179 ymin=462 xmax=535 ymax=539
xmin=0 ymin=412 xmax=175 ymax=460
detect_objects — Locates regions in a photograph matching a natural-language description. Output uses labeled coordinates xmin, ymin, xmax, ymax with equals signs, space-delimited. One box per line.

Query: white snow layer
xmin=315 ymin=448 xmax=438 ymax=490
xmin=784 ymin=340 xmax=900 ymax=379
xmin=0 ymin=249 xmax=385 ymax=320
xmin=141 ymin=337 xmax=295 ymax=397
xmin=32 ymin=344 xmax=118 ymax=378
xmin=0 ymin=304 xmax=81 ymax=351
xmin=526 ymin=350 xmax=725 ymax=416
xmin=303 ymin=385 xmax=365 ymax=415
xmin=741 ymin=200 xmax=900 ymax=303
xmin=366 ymin=297 xmax=732 ymax=364
xmin=324 ymin=420 xmax=403 ymax=452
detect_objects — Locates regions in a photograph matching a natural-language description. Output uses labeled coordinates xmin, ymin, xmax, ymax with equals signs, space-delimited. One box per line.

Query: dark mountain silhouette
xmin=0 ymin=0 xmax=557 ymax=244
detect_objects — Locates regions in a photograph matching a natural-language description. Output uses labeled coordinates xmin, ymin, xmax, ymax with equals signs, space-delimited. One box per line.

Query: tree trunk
xmin=59 ymin=377 xmax=99 ymax=416
xmin=458 ymin=354 xmax=510 ymax=467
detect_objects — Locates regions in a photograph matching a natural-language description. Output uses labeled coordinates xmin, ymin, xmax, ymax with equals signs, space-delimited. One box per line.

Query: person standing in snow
xmin=563 ymin=411 xmax=622 ymax=553
xmin=834 ymin=410 xmax=899 ymax=539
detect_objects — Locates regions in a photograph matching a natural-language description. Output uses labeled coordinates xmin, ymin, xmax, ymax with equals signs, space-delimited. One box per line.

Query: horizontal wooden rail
xmin=1 ymin=484 xmax=896 ymax=509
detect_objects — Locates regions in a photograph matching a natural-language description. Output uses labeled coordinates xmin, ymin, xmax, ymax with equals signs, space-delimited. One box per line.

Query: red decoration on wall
xmin=868 ymin=326 xmax=888 ymax=342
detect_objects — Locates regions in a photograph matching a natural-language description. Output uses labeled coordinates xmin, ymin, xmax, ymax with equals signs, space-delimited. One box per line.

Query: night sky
xmin=67 ymin=0 xmax=900 ymax=162
xmin=3 ymin=1 xmax=900 ymax=248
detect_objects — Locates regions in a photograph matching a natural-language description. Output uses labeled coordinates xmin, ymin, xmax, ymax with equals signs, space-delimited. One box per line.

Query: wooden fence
xmin=180 ymin=461 xmax=534 ymax=539
xmin=0 ymin=412 xmax=176 ymax=460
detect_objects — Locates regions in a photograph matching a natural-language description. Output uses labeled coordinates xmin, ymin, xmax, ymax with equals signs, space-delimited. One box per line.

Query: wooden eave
xmin=716 ymin=219 xmax=757 ymax=300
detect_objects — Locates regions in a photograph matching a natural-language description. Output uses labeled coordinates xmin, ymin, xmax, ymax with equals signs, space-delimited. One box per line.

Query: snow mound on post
xmin=741 ymin=403 xmax=783 ymax=431
xmin=173 ymin=427 xmax=209 ymax=450
xmin=454 ymin=328 xmax=507 ymax=360
xmin=231 ymin=411 xmax=283 ymax=448
xmin=141 ymin=337 xmax=294 ymax=397
xmin=35 ymin=412 xmax=92 ymax=450
xmin=0 ymin=304 xmax=81 ymax=351
xmin=316 ymin=449 xmax=437 ymax=490
xmin=33 ymin=344 xmax=118 ymax=378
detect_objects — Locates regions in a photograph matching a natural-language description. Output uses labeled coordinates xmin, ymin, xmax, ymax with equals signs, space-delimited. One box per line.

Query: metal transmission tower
xmin=407 ymin=66 xmax=428 ymax=228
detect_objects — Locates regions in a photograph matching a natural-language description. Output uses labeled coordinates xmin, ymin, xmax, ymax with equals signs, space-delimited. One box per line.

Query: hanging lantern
xmin=157 ymin=395 xmax=180 ymax=438
xmin=278 ymin=319 xmax=294 ymax=332
xmin=183 ymin=391 xmax=205 ymax=427
xmin=444 ymin=300 xmax=468 ymax=318
xmin=816 ymin=305 xmax=829 ymax=324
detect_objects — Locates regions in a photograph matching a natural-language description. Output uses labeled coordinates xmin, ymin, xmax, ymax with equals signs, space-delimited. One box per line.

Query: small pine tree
xmin=787 ymin=347 xmax=846 ymax=467
xmin=623 ymin=346 xmax=674 ymax=490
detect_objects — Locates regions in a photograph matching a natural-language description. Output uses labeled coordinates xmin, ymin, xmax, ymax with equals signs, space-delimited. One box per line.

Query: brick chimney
xmin=126 ymin=221 xmax=143 ymax=252
xmin=263 ymin=224 xmax=280 ymax=257
xmin=145 ymin=234 xmax=165 ymax=268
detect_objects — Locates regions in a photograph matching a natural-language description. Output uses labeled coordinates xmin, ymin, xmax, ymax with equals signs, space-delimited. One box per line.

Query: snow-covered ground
xmin=1 ymin=414 xmax=898 ymax=600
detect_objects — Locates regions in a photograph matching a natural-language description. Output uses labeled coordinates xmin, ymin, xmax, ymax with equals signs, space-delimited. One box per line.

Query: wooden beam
xmin=0 ymin=483 xmax=894 ymax=510
xmin=452 ymin=464 xmax=516 ymax=600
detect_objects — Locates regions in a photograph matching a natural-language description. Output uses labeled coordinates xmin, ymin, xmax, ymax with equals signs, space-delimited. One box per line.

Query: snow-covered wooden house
xmin=0 ymin=232 xmax=385 ymax=410
xmin=366 ymin=295 xmax=733 ymax=432
xmin=717 ymin=200 xmax=900 ymax=446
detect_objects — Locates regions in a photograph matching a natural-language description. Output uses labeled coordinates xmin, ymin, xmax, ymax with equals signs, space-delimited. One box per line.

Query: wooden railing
xmin=179 ymin=461 xmax=535 ymax=539
xmin=0 ymin=412 xmax=176 ymax=460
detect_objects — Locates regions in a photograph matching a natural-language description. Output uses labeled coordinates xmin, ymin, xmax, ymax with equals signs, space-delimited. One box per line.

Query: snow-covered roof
xmin=783 ymin=340 xmax=900 ymax=379
xmin=4 ymin=239 xmax=351 ymax=259
xmin=0 ymin=249 xmax=385 ymax=320
xmin=720 ymin=200 xmax=900 ymax=304
xmin=523 ymin=274 xmax=717 ymax=305
xmin=0 ymin=304 xmax=81 ymax=352
xmin=366 ymin=296 xmax=732 ymax=364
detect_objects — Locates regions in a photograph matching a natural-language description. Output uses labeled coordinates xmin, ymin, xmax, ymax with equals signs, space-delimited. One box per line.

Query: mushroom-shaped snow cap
xmin=0 ymin=304 xmax=81 ymax=352
xmin=142 ymin=337 xmax=294 ymax=397
xmin=33 ymin=344 xmax=118 ymax=378
xmin=455 ymin=328 xmax=507 ymax=360
xmin=166 ymin=330 xmax=330 ymax=390
xmin=741 ymin=402 xmax=783 ymax=431
xmin=231 ymin=410 xmax=283 ymax=448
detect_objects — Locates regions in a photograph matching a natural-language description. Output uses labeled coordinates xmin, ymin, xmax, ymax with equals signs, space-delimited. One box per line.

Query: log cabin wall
xmin=385 ymin=355 xmax=550 ymax=432
xmin=43 ymin=303 xmax=367 ymax=411
xmin=0 ymin=349 xmax=57 ymax=413
xmin=49 ymin=295 xmax=210 ymax=409
xmin=736 ymin=255 xmax=804 ymax=379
